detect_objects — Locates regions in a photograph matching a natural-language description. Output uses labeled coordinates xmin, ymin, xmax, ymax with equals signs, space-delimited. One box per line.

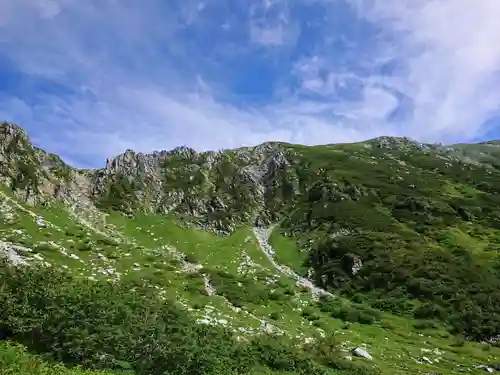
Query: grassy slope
xmin=1 ymin=187 xmax=499 ymax=375
xmin=262 ymin=140 xmax=500 ymax=342
xmin=0 ymin=342 xmax=116 ymax=375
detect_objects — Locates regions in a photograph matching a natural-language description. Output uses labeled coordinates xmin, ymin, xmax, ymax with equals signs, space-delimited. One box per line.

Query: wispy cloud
xmin=349 ymin=0 xmax=500 ymax=141
xmin=249 ymin=0 xmax=298 ymax=46
xmin=0 ymin=0 xmax=500 ymax=167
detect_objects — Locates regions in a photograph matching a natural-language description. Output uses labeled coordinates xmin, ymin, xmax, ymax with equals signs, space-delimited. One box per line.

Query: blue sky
xmin=1 ymin=0 xmax=500 ymax=168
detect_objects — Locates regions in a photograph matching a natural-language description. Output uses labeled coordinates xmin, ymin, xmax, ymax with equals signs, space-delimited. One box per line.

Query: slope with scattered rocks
xmin=2 ymin=121 xmax=500 ymax=374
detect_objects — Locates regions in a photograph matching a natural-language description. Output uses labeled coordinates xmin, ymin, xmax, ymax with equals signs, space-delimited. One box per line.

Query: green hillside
xmin=1 ymin=122 xmax=500 ymax=374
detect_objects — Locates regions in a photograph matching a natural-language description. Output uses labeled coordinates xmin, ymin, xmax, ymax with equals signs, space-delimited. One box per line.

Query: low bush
xmin=0 ymin=341 xmax=118 ymax=375
xmin=317 ymin=297 xmax=379 ymax=325
xmin=0 ymin=260 xmax=380 ymax=375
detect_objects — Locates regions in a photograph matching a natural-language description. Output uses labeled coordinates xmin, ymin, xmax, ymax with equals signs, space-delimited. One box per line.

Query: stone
xmin=352 ymin=347 xmax=373 ymax=360
xmin=0 ymin=242 xmax=29 ymax=265
xmin=341 ymin=253 xmax=363 ymax=275
xmin=36 ymin=216 xmax=46 ymax=227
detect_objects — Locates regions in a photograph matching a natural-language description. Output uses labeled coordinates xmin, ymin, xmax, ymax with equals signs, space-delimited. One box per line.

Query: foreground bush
xmin=0 ymin=260 xmax=378 ymax=375
xmin=0 ymin=341 xmax=116 ymax=375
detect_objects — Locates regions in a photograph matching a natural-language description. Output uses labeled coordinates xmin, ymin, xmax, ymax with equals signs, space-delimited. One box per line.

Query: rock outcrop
xmin=0 ymin=122 xmax=304 ymax=233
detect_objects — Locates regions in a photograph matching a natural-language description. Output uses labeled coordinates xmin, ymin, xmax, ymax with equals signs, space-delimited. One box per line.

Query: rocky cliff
xmin=0 ymin=122 xmax=304 ymax=233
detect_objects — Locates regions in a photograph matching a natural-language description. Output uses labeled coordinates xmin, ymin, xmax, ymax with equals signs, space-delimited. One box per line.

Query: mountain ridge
xmin=4 ymin=121 xmax=500 ymax=374
xmin=2 ymin=121 xmax=497 ymax=229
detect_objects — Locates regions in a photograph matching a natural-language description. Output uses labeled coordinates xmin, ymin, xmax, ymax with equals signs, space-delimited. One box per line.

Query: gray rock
xmin=341 ymin=253 xmax=363 ymax=275
xmin=351 ymin=347 xmax=373 ymax=360
xmin=0 ymin=241 xmax=30 ymax=265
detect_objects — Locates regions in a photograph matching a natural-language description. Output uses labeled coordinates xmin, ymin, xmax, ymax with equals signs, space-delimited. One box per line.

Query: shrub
xmin=412 ymin=320 xmax=438 ymax=330
xmin=0 ymin=261 xmax=378 ymax=375
xmin=0 ymin=341 xmax=118 ymax=375
xmin=269 ymin=312 xmax=281 ymax=321
xmin=318 ymin=297 xmax=379 ymax=325
xmin=76 ymin=242 xmax=93 ymax=251
xmin=302 ymin=308 xmax=320 ymax=321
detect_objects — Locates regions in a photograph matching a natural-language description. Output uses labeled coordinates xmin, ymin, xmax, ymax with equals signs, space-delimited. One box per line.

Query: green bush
xmin=301 ymin=307 xmax=321 ymax=321
xmin=207 ymin=270 xmax=282 ymax=307
xmin=96 ymin=237 xmax=121 ymax=247
xmin=0 ymin=341 xmax=118 ymax=375
xmin=0 ymin=260 xmax=378 ymax=375
xmin=76 ymin=241 xmax=93 ymax=251
xmin=317 ymin=297 xmax=379 ymax=325
xmin=412 ymin=320 xmax=438 ymax=330
xmin=0 ymin=261 xmax=240 ymax=375
xmin=269 ymin=312 xmax=281 ymax=321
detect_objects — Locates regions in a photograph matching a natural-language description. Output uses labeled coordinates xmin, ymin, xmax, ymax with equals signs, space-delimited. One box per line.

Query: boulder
xmin=351 ymin=347 xmax=373 ymax=360
xmin=341 ymin=253 xmax=363 ymax=275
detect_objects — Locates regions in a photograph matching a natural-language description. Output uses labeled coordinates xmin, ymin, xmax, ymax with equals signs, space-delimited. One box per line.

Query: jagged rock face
xmin=0 ymin=123 xmax=306 ymax=232
xmin=0 ymin=123 xmax=48 ymax=204
xmin=91 ymin=149 xmax=166 ymax=212
xmin=90 ymin=140 xmax=301 ymax=231
xmin=0 ymin=123 xmax=100 ymax=220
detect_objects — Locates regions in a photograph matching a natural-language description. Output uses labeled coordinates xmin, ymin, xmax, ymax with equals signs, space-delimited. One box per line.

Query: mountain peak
xmin=0 ymin=121 xmax=28 ymax=137
xmin=0 ymin=122 xmax=31 ymax=153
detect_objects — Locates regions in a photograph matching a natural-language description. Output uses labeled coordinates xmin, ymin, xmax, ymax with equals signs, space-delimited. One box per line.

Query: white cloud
xmin=33 ymin=0 xmax=66 ymax=19
xmin=349 ymin=0 xmax=500 ymax=142
xmin=248 ymin=0 xmax=299 ymax=46
xmin=250 ymin=25 xmax=289 ymax=46
xmin=0 ymin=0 xmax=64 ymax=25
xmin=1 ymin=0 xmax=500 ymax=168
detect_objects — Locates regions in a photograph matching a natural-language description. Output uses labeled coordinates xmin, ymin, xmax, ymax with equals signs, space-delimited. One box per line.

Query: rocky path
xmin=252 ymin=226 xmax=333 ymax=299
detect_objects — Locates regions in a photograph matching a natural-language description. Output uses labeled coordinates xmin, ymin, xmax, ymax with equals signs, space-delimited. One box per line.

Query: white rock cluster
xmin=252 ymin=226 xmax=332 ymax=300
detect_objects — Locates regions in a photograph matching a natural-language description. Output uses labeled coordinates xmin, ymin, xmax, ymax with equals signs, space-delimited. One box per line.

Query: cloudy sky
xmin=1 ymin=0 xmax=500 ymax=168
